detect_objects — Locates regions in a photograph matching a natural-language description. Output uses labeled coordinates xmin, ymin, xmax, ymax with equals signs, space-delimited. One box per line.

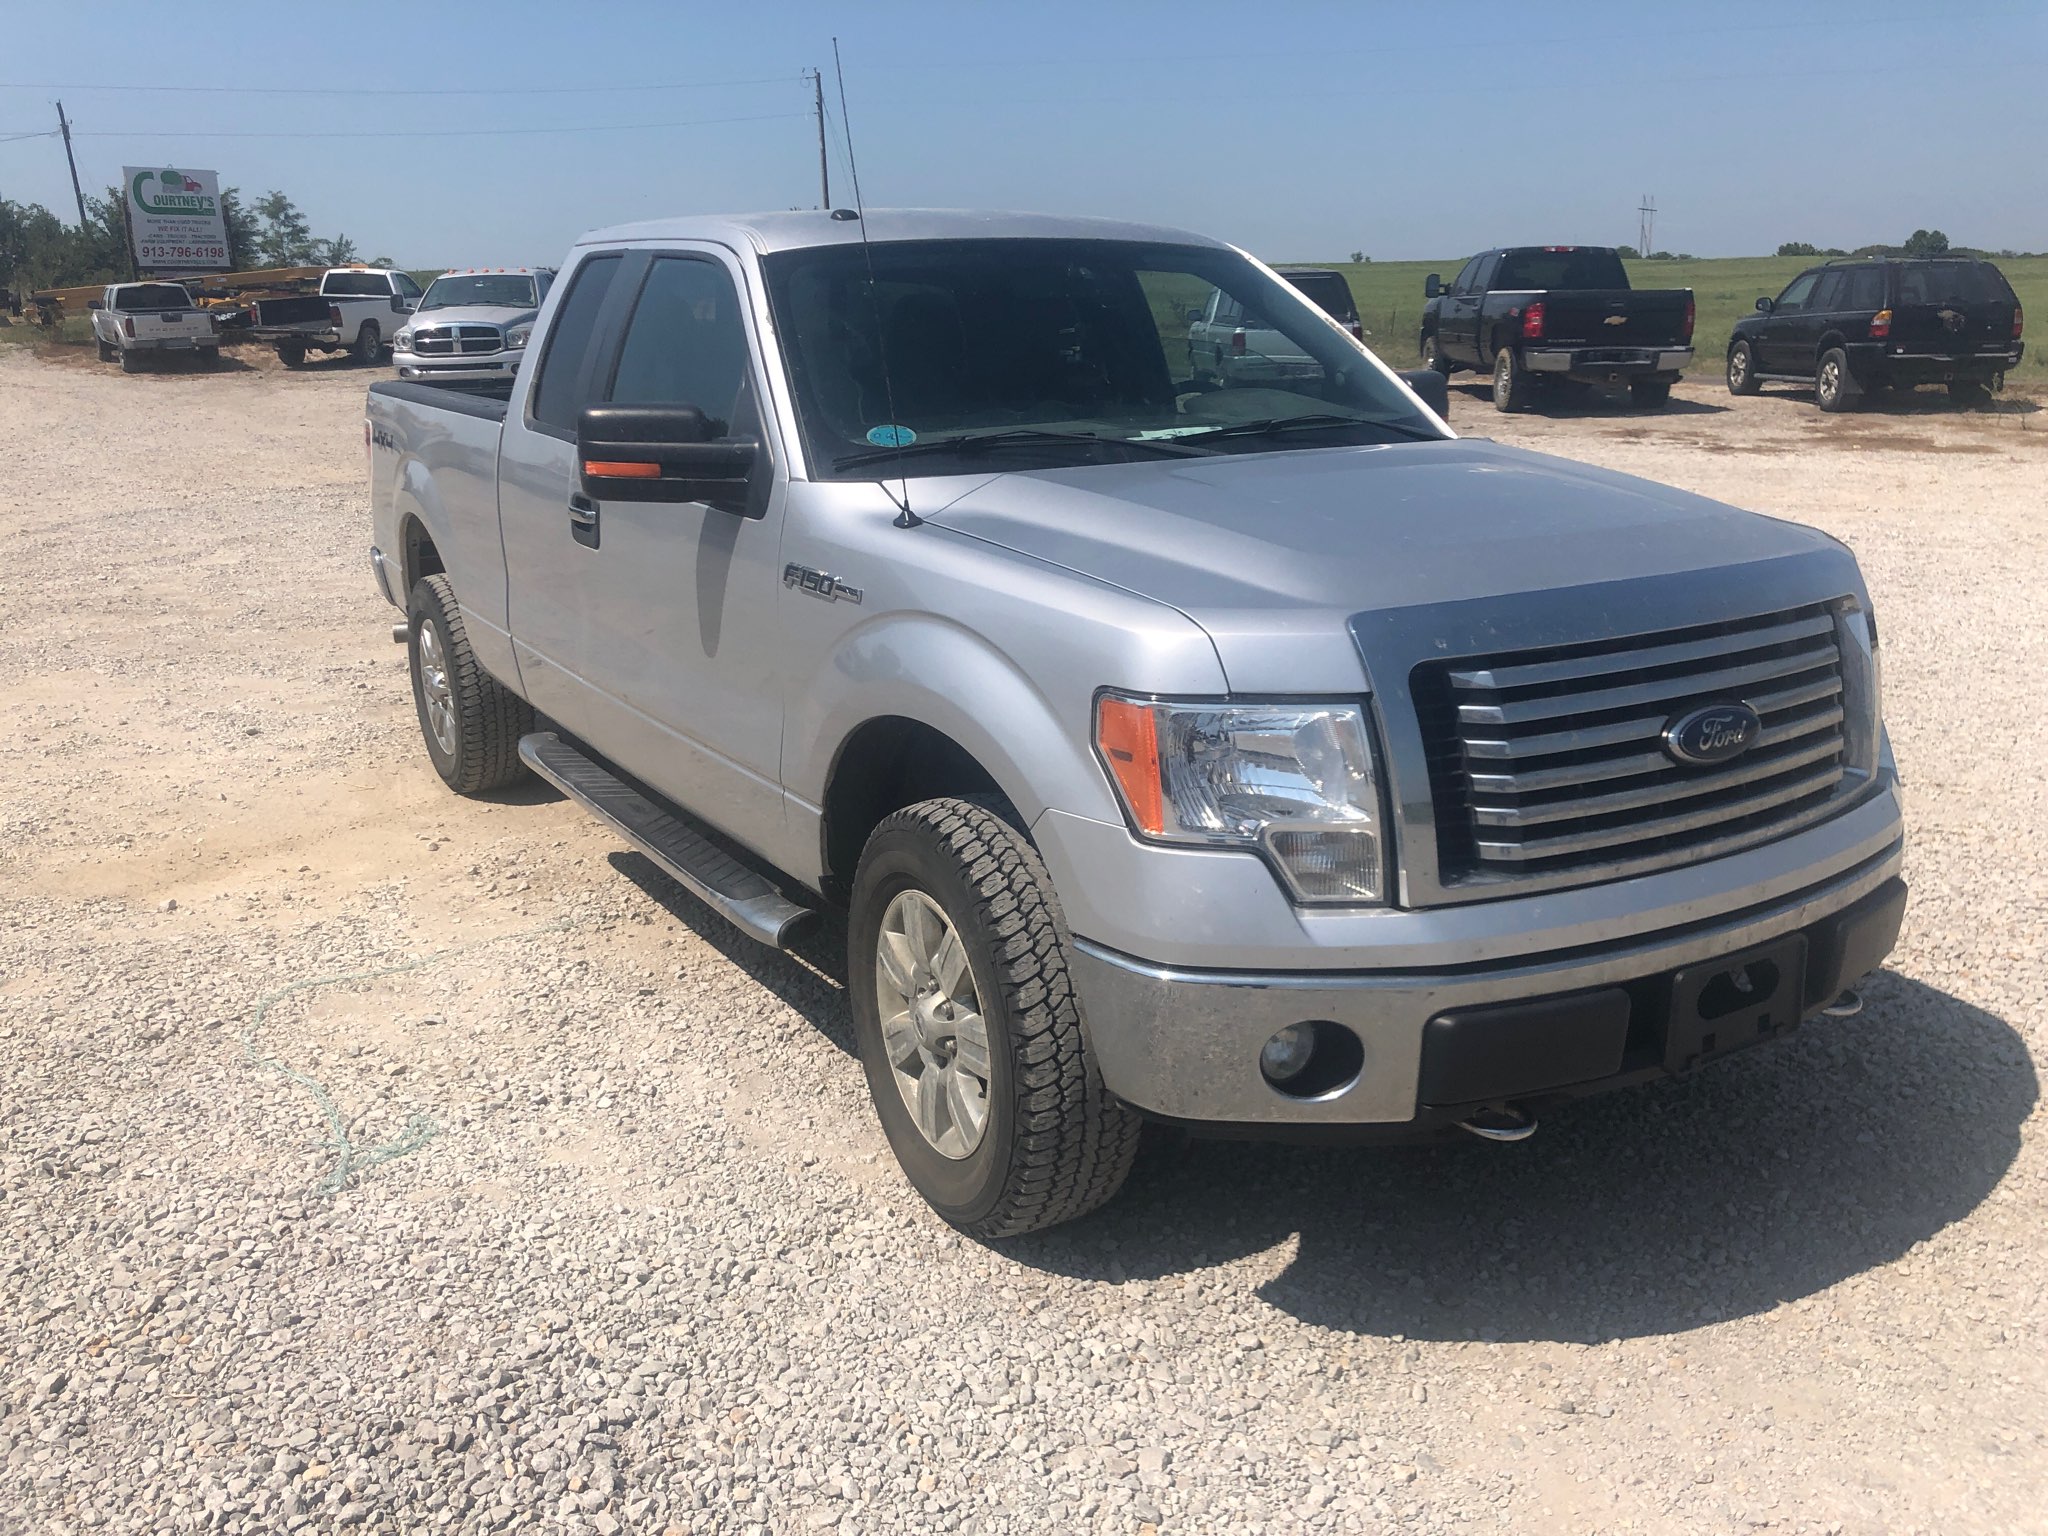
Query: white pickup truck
xmin=88 ymin=282 xmax=219 ymax=371
xmin=248 ymin=267 xmax=424 ymax=366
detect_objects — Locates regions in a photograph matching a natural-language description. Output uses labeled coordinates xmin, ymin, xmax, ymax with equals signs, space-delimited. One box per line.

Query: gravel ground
xmin=2 ymin=348 xmax=2044 ymax=1536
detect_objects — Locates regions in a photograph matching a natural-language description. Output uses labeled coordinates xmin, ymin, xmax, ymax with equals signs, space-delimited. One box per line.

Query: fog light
xmin=1260 ymin=1022 xmax=1317 ymax=1083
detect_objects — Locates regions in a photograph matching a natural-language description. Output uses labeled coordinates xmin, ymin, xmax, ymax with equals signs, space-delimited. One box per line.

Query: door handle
xmin=566 ymin=494 xmax=598 ymax=529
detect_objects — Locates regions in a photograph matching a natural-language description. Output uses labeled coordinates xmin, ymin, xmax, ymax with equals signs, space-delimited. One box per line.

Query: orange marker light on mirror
xmin=1095 ymin=696 xmax=1164 ymax=835
xmin=582 ymin=460 xmax=661 ymax=480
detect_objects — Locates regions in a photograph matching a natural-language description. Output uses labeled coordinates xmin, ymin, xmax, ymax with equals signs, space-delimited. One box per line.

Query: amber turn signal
xmin=1094 ymin=696 xmax=1164 ymax=835
xmin=582 ymin=460 xmax=661 ymax=480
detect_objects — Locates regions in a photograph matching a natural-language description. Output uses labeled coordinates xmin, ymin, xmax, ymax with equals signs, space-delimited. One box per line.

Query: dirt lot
xmin=2 ymin=348 xmax=2044 ymax=1536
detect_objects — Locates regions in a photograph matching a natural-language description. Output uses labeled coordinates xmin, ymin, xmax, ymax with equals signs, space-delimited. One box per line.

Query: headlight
xmin=394 ymin=329 xmax=412 ymax=349
xmin=1095 ymin=695 xmax=1386 ymax=904
xmin=505 ymin=325 xmax=532 ymax=350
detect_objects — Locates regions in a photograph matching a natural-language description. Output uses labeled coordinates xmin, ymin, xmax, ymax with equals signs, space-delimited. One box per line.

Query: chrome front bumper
xmin=395 ymin=353 xmax=519 ymax=382
xmin=1069 ymin=828 xmax=1904 ymax=1127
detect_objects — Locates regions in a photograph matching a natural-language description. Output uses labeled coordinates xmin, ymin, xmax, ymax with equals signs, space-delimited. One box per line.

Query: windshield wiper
xmin=1178 ymin=413 xmax=1443 ymax=445
xmin=834 ymin=428 xmax=1216 ymax=472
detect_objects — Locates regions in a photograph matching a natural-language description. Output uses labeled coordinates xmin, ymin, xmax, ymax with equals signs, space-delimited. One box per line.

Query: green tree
xmin=254 ymin=191 xmax=314 ymax=267
xmin=218 ymin=187 xmax=260 ymax=272
xmin=1902 ymin=228 xmax=1950 ymax=257
xmin=1776 ymin=241 xmax=1820 ymax=257
xmin=315 ymin=234 xmax=361 ymax=266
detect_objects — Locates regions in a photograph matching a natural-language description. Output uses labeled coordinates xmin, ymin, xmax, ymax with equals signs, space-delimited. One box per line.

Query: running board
xmin=518 ymin=731 xmax=814 ymax=949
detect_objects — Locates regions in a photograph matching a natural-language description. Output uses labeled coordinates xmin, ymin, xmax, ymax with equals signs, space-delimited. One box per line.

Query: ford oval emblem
xmin=1664 ymin=702 xmax=1762 ymax=767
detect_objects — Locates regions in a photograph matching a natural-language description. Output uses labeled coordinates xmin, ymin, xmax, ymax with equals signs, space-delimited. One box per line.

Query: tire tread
xmin=411 ymin=573 xmax=532 ymax=793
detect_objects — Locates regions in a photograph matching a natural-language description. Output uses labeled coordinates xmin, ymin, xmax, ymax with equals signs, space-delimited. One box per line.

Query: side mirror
xmin=1397 ymin=367 xmax=1450 ymax=419
xmin=1185 ymin=307 xmax=1205 ymax=324
xmin=1755 ymin=296 xmax=1774 ymax=313
xmin=390 ymin=295 xmax=408 ymax=313
xmin=577 ymin=404 xmax=760 ymax=515
xmin=87 ymin=299 xmax=104 ymax=310
xmin=1424 ymin=274 xmax=1442 ymax=299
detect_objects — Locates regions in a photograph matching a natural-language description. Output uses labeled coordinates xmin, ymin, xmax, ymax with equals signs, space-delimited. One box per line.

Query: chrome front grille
xmin=410 ymin=324 xmax=503 ymax=356
xmin=1415 ymin=605 xmax=1856 ymax=887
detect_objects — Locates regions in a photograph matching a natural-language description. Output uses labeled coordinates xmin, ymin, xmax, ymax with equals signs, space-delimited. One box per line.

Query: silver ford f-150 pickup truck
xmin=366 ymin=210 xmax=1906 ymax=1236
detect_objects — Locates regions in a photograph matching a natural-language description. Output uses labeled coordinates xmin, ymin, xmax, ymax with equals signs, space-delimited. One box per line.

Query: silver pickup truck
xmin=366 ymin=210 xmax=1906 ymax=1236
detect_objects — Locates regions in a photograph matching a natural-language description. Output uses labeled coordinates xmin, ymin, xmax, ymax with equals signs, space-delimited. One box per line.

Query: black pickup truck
xmin=1420 ymin=246 xmax=1695 ymax=411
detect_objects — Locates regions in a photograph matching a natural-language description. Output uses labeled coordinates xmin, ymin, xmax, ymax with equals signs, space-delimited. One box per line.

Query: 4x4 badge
xmin=783 ymin=564 xmax=863 ymax=604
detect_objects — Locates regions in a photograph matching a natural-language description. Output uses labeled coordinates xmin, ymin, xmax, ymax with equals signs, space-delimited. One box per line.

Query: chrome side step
xmin=518 ymin=731 xmax=814 ymax=949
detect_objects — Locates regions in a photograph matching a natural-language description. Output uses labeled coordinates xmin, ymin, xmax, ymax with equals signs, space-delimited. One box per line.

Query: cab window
xmin=1774 ymin=272 xmax=1821 ymax=313
xmin=529 ymin=252 xmax=624 ymax=435
xmin=607 ymin=256 xmax=757 ymax=438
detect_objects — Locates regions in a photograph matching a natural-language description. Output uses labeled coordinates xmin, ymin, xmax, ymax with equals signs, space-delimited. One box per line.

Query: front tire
xmin=1726 ymin=340 xmax=1761 ymax=395
xmin=406 ymin=574 xmax=533 ymax=794
xmin=1491 ymin=347 xmax=1530 ymax=412
xmin=848 ymin=799 xmax=1140 ymax=1238
xmin=1816 ymin=347 xmax=1858 ymax=412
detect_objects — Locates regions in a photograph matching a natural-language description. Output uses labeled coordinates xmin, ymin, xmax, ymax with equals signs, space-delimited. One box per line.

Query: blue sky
xmin=4 ymin=0 xmax=2044 ymax=268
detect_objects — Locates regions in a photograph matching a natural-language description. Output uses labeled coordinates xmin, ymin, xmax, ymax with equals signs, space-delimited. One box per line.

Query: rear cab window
xmin=1493 ymin=248 xmax=1630 ymax=291
xmin=323 ymin=271 xmax=395 ymax=297
xmin=115 ymin=284 xmax=193 ymax=311
xmin=1897 ymin=262 xmax=2017 ymax=306
xmin=1283 ymin=272 xmax=1358 ymax=323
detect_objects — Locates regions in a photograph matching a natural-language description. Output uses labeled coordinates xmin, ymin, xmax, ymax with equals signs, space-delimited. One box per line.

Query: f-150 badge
xmin=784 ymin=564 xmax=863 ymax=604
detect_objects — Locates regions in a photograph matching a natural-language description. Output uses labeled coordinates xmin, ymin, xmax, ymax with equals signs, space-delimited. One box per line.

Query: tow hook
xmin=391 ymin=623 xmax=409 ymax=644
xmin=1820 ymin=988 xmax=1864 ymax=1019
xmin=1456 ymin=1104 xmax=1538 ymax=1143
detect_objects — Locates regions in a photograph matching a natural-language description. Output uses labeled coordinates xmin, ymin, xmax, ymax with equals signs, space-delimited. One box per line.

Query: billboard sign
xmin=124 ymin=166 xmax=230 ymax=271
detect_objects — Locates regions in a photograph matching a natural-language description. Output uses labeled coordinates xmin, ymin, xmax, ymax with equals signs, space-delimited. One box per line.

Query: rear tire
xmin=1630 ymin=378 xmax=1673 ymax=409
xmin=1491 ymin=347 xmax=1530 ymax=412
xmin=354 ymin=322 xmax=384 ymax=365
xmin=277 ymin=342 xmax=306 ymax=368
xmin=1420 ymin=331 xmax=1452 ymax=376
xmin=848 ymin=798 xmax=1141 ymax=1238
xmin=97 ymin=338 xmax=115 ymax=362
xmin=1816 ymin=347 xmax=1858 ymax=412
xmin=1949 ymin=379 xmax=1991 ymax=408
xmin=118 ymin=348 xmax=143 ymax=374
xmin=1726 ymin=340 xmax=1761 ymax=395
xmin=406 ymin=574 xmax=533 ymax=794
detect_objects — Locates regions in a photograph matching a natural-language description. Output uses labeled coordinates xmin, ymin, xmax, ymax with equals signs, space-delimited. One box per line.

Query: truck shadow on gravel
xmin=1448 ymin=382 xmax=1729 ymax=417
xmin=1006 ymin=970 xmax=2035 ymax=1343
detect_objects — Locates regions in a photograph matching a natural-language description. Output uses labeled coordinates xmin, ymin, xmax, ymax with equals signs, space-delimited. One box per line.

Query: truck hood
xmin=407 ymin=303 xmax=536 ymax=329
xmin=917 ymin=437 xmax=1860 ymax=691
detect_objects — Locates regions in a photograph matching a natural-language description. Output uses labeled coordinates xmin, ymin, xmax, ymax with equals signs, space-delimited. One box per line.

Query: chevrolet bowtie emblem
xmin=1603 ymin=314 xmax=1628 ymax=325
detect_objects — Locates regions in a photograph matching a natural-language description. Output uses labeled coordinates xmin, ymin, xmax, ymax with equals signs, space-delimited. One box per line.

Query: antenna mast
xmin=1637 ymin=193 xmax=1657 ymax=257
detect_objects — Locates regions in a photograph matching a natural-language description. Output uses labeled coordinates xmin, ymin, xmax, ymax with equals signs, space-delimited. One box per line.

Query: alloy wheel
xmin=873 ymin=889 xmax=992 ymax=1159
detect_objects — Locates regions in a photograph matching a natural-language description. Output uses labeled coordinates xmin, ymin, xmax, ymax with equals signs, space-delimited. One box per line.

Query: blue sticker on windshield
xmin=866 ymin=424 xmax=917 ymax=447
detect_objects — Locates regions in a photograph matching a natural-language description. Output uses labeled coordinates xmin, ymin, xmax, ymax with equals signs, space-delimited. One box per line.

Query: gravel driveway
xmin=3 ymin=348 xmax=2043 ymax=1535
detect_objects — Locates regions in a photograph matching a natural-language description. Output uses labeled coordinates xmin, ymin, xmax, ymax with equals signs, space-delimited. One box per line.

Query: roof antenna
xmin=833 ymin=36 xmax=920 ymax=528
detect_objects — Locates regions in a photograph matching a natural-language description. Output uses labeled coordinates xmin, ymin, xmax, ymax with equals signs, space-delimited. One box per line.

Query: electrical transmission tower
xmin=1637 ymin=195 xmax=1657 ymax=257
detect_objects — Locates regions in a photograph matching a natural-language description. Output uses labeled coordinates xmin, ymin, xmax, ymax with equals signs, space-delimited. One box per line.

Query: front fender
xmin=789 ymin=612 xmax=1124 ymax=830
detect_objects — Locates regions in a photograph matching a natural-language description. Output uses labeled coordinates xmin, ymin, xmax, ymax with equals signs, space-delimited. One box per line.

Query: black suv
xmin=1727 ymin=257 xmax=2024 ymax=411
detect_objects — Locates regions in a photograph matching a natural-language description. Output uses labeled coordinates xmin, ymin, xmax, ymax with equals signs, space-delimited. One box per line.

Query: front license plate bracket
xmin=1663 ymin=934 xmax=1808 ymax=1073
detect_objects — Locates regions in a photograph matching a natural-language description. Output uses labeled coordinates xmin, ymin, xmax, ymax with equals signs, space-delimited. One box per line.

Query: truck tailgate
xmin=1535 ymin=288 xmax=1692 ymax=349
xmin=251 ymin=294 xmax=333 ymax=329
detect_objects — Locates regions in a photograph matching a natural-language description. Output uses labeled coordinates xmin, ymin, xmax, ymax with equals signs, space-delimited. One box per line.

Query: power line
xmin=0 ymin=74 xmax=800 ymax=98
xmin=68 ymin=111 xmax=809 ymax=141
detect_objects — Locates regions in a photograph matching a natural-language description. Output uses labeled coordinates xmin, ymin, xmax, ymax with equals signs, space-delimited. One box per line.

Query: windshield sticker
xmin=866 ymin=424 xmax=917 ymax=448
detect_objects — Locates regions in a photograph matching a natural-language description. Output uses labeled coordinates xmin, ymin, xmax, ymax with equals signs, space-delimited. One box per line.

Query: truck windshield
xmin=420 ymin=275 xmax=540 ymax=310
xmin=1493 ymin=248 xmax=1631 ymax=291
xmin=116 ymin=285 xmax=191 ymax=311
xmin=323 ymin=271 xmax=394 ymax=297
xmin=762 ymin=238 xmax=1440 ymax=479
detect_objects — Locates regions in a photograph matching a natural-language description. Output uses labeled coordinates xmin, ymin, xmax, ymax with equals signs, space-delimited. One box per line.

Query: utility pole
xmin=55 ymin=101 xmax=89 ymax=230
xmin=811 ymin=68 xmax=831 ymax=210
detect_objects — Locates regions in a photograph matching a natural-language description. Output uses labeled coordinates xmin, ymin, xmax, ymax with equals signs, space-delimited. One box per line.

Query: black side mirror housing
xmin=1185 ymin=306 xmax=1204 ymax=324
xmin=1755 ymin=296 xmax=1774 ymax=313
xmin=87 ymin=298 xmax=104 ymax=310
xmin=1397 ymin=367 xmax=1450 ymax=418
xmin=577 ymin=404 xmax=761 ymax=515
xmin=1424 ymin=274 xmax=1442 ymax=299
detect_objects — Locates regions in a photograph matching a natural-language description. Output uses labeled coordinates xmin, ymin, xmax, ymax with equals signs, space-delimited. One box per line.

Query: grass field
xmin=1307 ymin=255 xmax=2047 ymax=380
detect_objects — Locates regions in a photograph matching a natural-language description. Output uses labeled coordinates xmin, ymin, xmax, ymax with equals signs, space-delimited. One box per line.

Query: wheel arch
xmin=818 ymin=716 xmax=1009 ymax=900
